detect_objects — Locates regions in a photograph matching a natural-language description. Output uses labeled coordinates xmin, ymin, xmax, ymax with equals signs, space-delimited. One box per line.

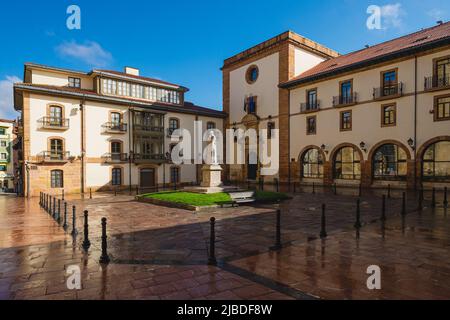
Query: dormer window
xmin=68 ymin=77 xmax=81 ymax=88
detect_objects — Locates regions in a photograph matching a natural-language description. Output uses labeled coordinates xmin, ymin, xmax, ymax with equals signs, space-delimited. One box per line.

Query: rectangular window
xmin=68 ymin=77 xmax=81 ymax=88
xmin=340 ymin=111 xmax=352 ymax=131
xmin=207 ymin=122 xmax=216 ymax=130
xmin=435 ymin=95 xmax=450 ymax=121
xmin=382 ymin=70 xmax=398 ymax=96
xmin=306 ymin=89 xmax=318 ymax=110
xmin=306 ymin=116 xmax=316 ymax=135
xmin=0 ymin=153 xmax=6 ymax=160
xmin=0 ymin=128 xmax=5 ymax=135
xmin=51 ymin=170 xmax=63 ymax=188
xmin=111 ymin=112 xmax=121 ymax=125
xmin=382 ymin=104 xmax=396 ymax=126
xmin=436 ymin=57 xmax=450 ymax=81
xmin=112 ymin=168 xmax=122 ymax=186
xmin=340 ymin=80 xmax=353 ymax=104
xmin=0 ymin=140 xmax=6 ymax=147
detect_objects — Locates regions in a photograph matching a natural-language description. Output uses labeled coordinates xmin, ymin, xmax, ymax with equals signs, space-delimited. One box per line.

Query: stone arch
xmin=417 ymin=136 xmax=450 ymax=184
xmin=329 ymin=143 xmax=365 ymax=181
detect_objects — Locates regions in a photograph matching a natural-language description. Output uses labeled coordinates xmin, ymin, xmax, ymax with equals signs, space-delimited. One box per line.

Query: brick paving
xmin=0 ymin=186 xmax=449 ymax=300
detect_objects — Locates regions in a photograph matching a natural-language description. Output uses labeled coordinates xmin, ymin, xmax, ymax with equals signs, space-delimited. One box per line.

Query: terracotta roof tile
xmin=281 ymin=21 xmax=450 ymax=87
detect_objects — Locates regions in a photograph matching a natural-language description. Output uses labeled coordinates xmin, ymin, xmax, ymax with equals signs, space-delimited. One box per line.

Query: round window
xmin=246 ymin=65 xmax=259 ymax=84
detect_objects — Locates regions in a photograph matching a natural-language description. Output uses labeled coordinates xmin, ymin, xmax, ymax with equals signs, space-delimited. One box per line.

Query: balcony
xmin=425 ymin=75 xmax=450 ymax=91
xmin=37 ymin=151 xmax=71 ymax=163
xmin=373 ymin=83 xmax=403 ymax=100
xmin=134 ymin=124 xmax=164 ymax=135
xmin=38 ymin=117 xmax=70 ymax=130
xmin=102 ymin=122 xmax=127 ymax=134
xmin=133 ymin=153 xmax=167 ymax=164
xmin=300 ymin=101 xmax=321 ymax=113
xmin=333 ymin=93 xmax=357 ymax=107
xmin=102 ymin=153 xmax=128 ymax=163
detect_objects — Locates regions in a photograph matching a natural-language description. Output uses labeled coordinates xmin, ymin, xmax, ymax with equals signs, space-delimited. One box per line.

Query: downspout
xmin=414 ymin=56 xmax=418 ymax=190
xmin=128 ymin=107 xmax=133 ymax=191
xmin=288 ymin=90 xmax=291 ymax=189
xmin=80 ymin=100 xmax=86 ymax=195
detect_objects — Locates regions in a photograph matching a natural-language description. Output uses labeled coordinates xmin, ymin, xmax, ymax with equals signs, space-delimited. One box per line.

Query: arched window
xmin=112 ymin=168 xmax=122 ymax=186
xmin=302 ymin=149 xmax=324 ymax=178
xmin=334 ymin=146 xmax=361 ymax=180
xmin=373 ymin=144 xmax=407 ymax=180
xmin=423 ymin=141 xmax=450 ymax=181
xmin=50 ymin=138 xmax=64 ymax=160
xmin=51 ymin=170 xmax=63 ymax=188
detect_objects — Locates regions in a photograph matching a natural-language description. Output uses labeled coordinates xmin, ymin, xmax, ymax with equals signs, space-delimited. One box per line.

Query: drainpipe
xmin=414 ymin=56 xmax=418 ymax=190
xmin=80 ymin=100 xmax=86 ymax=195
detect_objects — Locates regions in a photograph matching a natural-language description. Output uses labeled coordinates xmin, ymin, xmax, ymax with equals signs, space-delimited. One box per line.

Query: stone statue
xmin=210 ymin=131 xmax=218 ymax=165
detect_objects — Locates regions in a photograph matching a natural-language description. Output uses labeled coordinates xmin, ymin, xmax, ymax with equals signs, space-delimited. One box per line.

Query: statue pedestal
xmin=185 ymin=164 xmax=237 ymax=194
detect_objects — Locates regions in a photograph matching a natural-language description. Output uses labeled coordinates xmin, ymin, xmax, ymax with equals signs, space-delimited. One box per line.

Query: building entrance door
xmin=140 ymin=168 xmax=155 ymax=188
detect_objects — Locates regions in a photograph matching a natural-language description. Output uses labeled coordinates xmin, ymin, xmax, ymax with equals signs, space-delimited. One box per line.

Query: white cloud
xmin=381 ymin=3 xmax=405 ymax=29
xmin=0 ymin=76 xmax=20 ymax=120
xmin=56 ymin=40 xmax=113 ymax=67
xmin=427 ymin=8 xmax=446 ymax=21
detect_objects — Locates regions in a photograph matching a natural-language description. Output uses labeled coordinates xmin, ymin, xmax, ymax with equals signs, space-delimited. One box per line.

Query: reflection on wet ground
xmin=0 ymin=187 xmax=449 ymax=300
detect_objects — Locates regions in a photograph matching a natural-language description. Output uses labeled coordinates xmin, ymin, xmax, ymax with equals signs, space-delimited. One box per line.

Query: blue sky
xmin=0 ymin=0 xmax=449 ymax=119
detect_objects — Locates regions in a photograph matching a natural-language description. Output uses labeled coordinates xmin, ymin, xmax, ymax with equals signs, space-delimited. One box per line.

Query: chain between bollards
xmin=208 ymin=217 xmax=217 ymax=266
xmin=320 ymin=204 xmax=327 ymax=239
xmin=99 ymin=218 xmax=110 ymax=264
xmin=354 ymin=199 xmax=362 ymax=229
xmin=82 ymin=210 xmax=91 ymax=251
xmin=71 ymin=206 xmax=78 ymax=237
xmin=401 ymin=192 xmax=406 ymax=216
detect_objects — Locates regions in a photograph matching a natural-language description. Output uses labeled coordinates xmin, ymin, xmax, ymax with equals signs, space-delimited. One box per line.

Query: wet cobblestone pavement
xmin=0 ymin=187 xmax=449 ymax=300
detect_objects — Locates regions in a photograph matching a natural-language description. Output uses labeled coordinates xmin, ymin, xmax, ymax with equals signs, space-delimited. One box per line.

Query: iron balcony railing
xmin=373 ymin=82 xmax=403 ymax=100
xmin=38 ymin=151 xmax=71 ymax=162
xmin=424 ymin=75 xmax=450 ymax=90
xmin=333 ymin=93 xmax=357 ymax=107
xmin=102 ymin=153 xmax=128 ymax=163
xmin=102 ymin=122 xmax=127 ymax=133
xmin=300 ymin=100 xmax=321 ymax=113
xmin=134 ymin=124 xmax=164 ymax=134
xmin=38 ymin=117 xmax=70 ymax=130
xmin=133 ymin=153 xmax=167 ymax=163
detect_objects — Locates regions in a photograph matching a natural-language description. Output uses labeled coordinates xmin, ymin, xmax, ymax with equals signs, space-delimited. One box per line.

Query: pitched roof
xmin=281 ymin=21 xmax=450 ymax=88
xmin=93 ymin=69 xmax=188 ymax=91
xmin=13 ymin=83 xmax=225 ymax=118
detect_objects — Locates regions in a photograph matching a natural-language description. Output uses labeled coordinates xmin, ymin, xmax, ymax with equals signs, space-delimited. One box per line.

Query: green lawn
xmin=140 ymin=191 xmax=232 ymax=207
xmin=140 ymin=190 xmax=290 ymax=207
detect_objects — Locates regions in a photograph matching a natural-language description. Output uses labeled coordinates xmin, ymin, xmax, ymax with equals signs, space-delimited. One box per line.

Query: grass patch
xmin=140 ymin=191 xmax=232 ymax=207
xmin=254 ymin=191 xmax=291 ymax=202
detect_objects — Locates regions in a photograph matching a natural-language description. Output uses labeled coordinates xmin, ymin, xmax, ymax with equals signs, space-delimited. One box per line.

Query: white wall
xmin=294 ymin=47 xmax=326 ymax=77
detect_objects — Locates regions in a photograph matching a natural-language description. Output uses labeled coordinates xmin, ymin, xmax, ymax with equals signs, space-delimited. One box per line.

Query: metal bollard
xmin=53 ymin=198 xmax=56 ymax=218
xmin=57 ymin=199 xmax=61 ymax=223
xmin=99 ymin=218 xmax=110 ymax=264
xmin=63 ymin=202 xmax=68 ymax=230
xmin=431 ymin=188 xmax=436 ymax=208
xmin=275 ymin=179 xmax=279 ymax=193
xmin=247 ymin=180 xmax=251 ymax=190
xmin=82 ymin=210 xmax=91 ymax=251
xmin=381 ymin=195 xmax=387 ymax=222
xmin=418 ymin=189 xmax=424 ymax=211
xmin=45 ymin=194 xmax=48 ymax=211
xmin=71 ymin=206 xmax=78 ymax=236
xmin=401 ymin=192 xmax=406 ymax=216
xmin=136 ymin=185 xmax=139 ymax=195
xmin=444 ymin=187 xmax=448 ymax=208
xmin=272 ymin=210 xmax=282 ymax=250
xmin=312 ymin=182 xmax=316 ymax=195
xmin=48 ymin=196 xmax=51 ymax=214
xmin=208 ymin=217 xmax=217 ymax=265
xmin=90 ymin=188 xmax=92 ymax=199
xmin=358 ymin=184 xmax=362 ymax=197
xmin=62 ymin=189 xmax=65 ymax=201
xmin=333 ymin=183 xmax=337 ymax=195
xmin=387 ymin=184 xmax=391 ymax=199
xmin=354 ymin=199 xmax=362 ymax=229
xmin=114 ymin=188 xmax=117 ymax=197
xmin=320 ymin=204 xmax=327 ymax=239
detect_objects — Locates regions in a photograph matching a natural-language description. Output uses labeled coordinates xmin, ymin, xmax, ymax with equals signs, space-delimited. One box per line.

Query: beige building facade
xmin=14 ymin=63 xmax=225 ymax=197
xmin=0 ymin=119 xmax=15 ymax=192
xmin=224 ymin=22 xmax=450 ymax=189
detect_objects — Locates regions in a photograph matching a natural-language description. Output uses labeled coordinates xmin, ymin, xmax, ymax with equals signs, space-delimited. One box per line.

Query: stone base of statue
xmin=184 ymin=164 xmax=237 ymax=194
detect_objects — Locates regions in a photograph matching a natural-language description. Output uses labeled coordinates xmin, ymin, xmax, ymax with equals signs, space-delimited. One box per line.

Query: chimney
xmin=124 ymin=67 xmax=139 ymax=76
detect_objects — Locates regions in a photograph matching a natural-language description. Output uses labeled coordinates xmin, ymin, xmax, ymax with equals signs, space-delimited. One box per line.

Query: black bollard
xmin=333 ymin=183 xmax=337 ymax=195
xmin=63 ymin=202 xmax=68 ymax=230
xmin=320 ymin=204 xmax=327 ymax=238
xmin=381 ymin=195 xmax=387 ymax=222
xmin=354 ymin=199 xmax=362 ymax=229
xmin=431 ymin=188 xmax=436 ymax=208
xmin=387 ymin=184 xmax=391 ymax=199
xmin=208 ymin=217 xmax=217 ymax=265
xmin=444 ymin=187 xmax=448 ymax=208
xmin=136 ymin=185 xmax=139 ymax=195
xmin=401 ymin=192 xmax=406 ymax=216
xmin=45 ymin=194 xmax=48 ymax=211
xmin=82 ymin=210 xmax=91 ymax=251
xmin=62 ymin=189 xmax=65 ymax=201
xmin=418 ymin=189 xmax=424 ymax=211
xmin=52 ymin=197 xmax=56 ymax=217
xmin=358 ymin=184 xmax=362 ymax=197
xmin=71 ymin=206 xmax=78 ymax=236
xmin=247 ymin=180 xmax=251 ymax=190
xmin=57 ymin=199 xmax=61 ymax=223
xmin=48 ymin=196 xmax=51 ymax=214
xmin=114 ymin=188 xmax=117 ymax=197
xmin=312 ymin=182 xmax=316 ymax=194
xmin=90 ymin=188 xmax=92 ymax=199
xmin=99 ymin=218 xmax=110 ymax=264
xmin=293 ymin=181 xmax=296 ymax=193
xmin=272 ymin=210 xmax=282 ymax=250
xmin=275 ymin=179 xmax=279 ymax=193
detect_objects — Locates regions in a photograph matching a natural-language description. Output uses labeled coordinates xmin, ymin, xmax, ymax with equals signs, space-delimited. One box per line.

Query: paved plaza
xmin=0 ymin=187 xmax=449 ymax=300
